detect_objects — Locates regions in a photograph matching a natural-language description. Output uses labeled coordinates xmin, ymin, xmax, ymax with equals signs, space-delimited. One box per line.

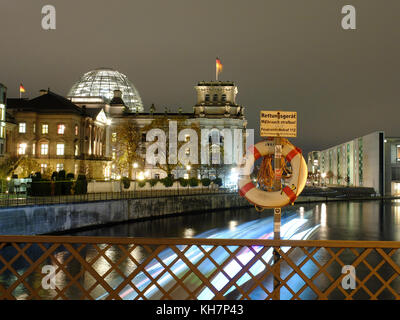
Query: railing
xmin=1 ymin=236 xmax=400 ymax=300
xmin=0 ymin=187 xmax=237 ymax=208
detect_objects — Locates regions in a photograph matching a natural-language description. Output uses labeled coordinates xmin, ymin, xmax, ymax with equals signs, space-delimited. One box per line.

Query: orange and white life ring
xmin=238 ymin=139 xmax=308 ymax=209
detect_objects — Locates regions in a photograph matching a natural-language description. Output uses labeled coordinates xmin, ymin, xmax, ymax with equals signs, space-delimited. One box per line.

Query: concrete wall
xmin=0 ymin=193 xmax=250 ymax=235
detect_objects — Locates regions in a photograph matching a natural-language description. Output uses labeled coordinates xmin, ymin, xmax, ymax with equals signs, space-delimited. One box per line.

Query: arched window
xmin=213 ymin=94 xmax=218 ymax=101
xmin=221 ymin=94 xmax=227 ymax=102
xmin=205 ymin=94 xmax=210 ymax=102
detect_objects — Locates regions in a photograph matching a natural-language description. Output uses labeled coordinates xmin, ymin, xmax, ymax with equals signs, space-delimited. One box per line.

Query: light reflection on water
xmin=1 ymin=200 xmax=400 ymax=299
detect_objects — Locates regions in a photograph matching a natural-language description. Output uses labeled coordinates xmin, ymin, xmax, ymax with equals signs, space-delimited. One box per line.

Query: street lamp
xmin=185 ymin=165 xmax=191 ymax=180
xmin=133 ymin=162 xmax=138 ymax=180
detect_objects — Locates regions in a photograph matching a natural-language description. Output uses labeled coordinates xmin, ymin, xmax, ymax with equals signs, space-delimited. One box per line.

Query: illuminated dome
xmin=68 ymin=68 xmax=143 ymax=112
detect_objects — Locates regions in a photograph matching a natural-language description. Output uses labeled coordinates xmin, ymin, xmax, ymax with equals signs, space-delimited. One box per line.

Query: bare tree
xmin=114 ymin=121 xmax=142 ymax=179
xmin=0 ymin=156 xmax=19 ymax=179
xmin=16 ymin=157 xmax=40 ymax=178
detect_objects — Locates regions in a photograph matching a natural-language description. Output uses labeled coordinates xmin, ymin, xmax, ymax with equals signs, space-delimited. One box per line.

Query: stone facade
xmin=6 ymin=90 xmax=111 ymax=179
xmin=3 ymin=69 xmax=248 ymax=182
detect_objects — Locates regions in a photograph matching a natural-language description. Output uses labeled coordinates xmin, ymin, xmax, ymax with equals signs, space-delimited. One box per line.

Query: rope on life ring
xmin=238 ymin=138 xmax=308 ymax=209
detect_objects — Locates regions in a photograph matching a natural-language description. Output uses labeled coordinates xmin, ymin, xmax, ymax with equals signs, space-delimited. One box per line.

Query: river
xmin=2 ymin=200 xmax=400 ymax=300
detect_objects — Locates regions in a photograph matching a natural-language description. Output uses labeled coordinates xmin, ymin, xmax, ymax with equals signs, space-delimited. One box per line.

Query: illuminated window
xmin=41 ymin=143 xmax=48 ymax=155
xmin=32 ymin=143 xmax=36 ymax=155
xmin=0 ymin=104 xmax=4 ymax=121
xmin=57 ymin=124 xmax=65 ymax=135
xmin=112 ymin=151 xmax=116 ymax=160
xmin=104 ymin=166 xmax=111 ymax=179
xmin=56 ymin=143 xmax=65 ymax=156
xmin=19 ymin=123 xmax=26 ymax=133
xmin=40 ymin=163 xmax=47 ymax=174
xmin=42 ymin=124 xmax=48 ymax=134
xmin=75 ymin=125 xmax=79 ymax=136
xmin=33 ymin=123 xmax=36 ymax=133
xmin=56 ymin=163 xmax=64 ymax=172
xmin=18 ymin=143 xmax=27 ymax=155
xmin=397 ymin=145 xmax=400 ymax=162
xmin=112 ymin=132 xmax=117 ymax=142
xmin=75 ymin=144 xmax=79 ymax=156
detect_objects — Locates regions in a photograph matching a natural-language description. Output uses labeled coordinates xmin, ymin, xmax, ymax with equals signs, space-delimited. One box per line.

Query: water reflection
xmin=229 ymin=220 xmax=238 ymax=231
xmin=65 ymin=200 xmax=399 ymax=242
xmin=2 ymin=200 xmax=400 ymax=300
xmin=183 ymin=228 xmax=195 ymax=238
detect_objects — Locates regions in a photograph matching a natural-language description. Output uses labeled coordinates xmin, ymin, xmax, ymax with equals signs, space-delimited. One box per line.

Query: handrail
xmin=1 ymin=236 xmax=400 ymax=300
xmin=0 ymin=235 xmax=400 ymax=248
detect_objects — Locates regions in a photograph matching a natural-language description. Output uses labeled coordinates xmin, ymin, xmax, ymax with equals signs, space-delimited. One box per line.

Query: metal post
xmin=273 ymin=136 xmax=282 ymax=300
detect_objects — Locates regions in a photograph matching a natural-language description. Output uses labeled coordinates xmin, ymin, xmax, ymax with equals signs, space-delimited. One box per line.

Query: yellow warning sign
xmin=260 ymin=111 xmax=297 ymax=137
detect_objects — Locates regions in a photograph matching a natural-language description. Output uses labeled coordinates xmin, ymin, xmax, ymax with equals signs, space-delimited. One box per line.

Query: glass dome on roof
xmin=68 ymin=68 xmax=143 ymax=112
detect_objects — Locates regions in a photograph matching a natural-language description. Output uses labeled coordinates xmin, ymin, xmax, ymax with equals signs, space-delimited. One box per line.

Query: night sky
xmin=1 ymin=0 xmax=399 ymax=155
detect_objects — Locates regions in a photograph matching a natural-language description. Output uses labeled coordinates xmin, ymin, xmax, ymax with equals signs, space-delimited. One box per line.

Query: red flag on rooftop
xmin=216 ymin=58 xmax=223 ymax=80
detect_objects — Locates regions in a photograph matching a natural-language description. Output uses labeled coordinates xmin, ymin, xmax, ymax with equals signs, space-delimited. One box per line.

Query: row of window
xmin=39 ymin=163 xmax=64 ymax=173
xmin=18 ymin=142 xmax=79 ymax=156
xmin=19 ymin=123 xmax=79 ymax=136
xmin=204 ymin=94 xmax=227 ymax=102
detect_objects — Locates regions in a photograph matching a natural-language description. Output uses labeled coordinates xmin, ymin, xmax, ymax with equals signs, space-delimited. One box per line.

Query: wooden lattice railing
xmin=1 ymin=236 xmax=400 ymax=300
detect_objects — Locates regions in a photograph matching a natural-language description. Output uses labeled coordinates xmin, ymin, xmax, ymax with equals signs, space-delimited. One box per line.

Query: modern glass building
xmin=68 ymin=68 xmax=144 ymax=112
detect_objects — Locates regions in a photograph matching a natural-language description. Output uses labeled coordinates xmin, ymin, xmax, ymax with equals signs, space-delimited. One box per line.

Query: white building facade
xmin=308 ymin=131 xmax=385 ymax=195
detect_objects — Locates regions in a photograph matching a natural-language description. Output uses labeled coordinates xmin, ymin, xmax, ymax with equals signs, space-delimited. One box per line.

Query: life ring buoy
xmin=238 ymin=139 xmax=308 ymax=209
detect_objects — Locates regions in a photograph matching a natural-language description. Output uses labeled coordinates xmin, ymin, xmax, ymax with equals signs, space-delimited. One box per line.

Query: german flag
xmin=19 ymin=83 xmax=26 ymax=93
xmin=216 ymin=57 xmax=223 ymax=74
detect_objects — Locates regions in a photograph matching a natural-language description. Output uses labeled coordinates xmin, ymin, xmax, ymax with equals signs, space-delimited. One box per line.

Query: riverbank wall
xmin=0 ymin=193 xmax=251 ymax=235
